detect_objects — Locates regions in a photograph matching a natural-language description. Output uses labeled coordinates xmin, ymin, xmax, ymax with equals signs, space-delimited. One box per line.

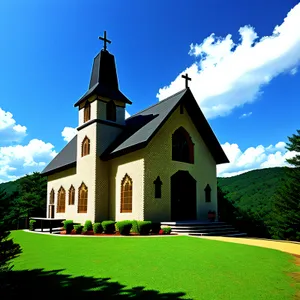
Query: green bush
xmin=83 ymin=220 xmax=93 ymax=232
xmin=162 ymin=227 xmax=172 ymax=235
xmin=62 ymin=220 xmax=73 ymax=229
xmin=102 ymin=221 xmax=115 ymax=234
xmin=93 ymin=223 xmax=103 ymax=234
xmin=151 ymin=222 xmax=161 ymax=234
xmin=29 ymin=220 xmax=36 ymax=231
xmin=73 ymin=225 xmax=83 ymax=234
xmin=116 ymin=220 xmax=132 ymax=235
xmin=63 ymin=220 xmax=73 ymax=234
xmin=131 ymin=220 xmax=139 ymax=233
xmin=137 ymin=221 xmax=152 ymax=235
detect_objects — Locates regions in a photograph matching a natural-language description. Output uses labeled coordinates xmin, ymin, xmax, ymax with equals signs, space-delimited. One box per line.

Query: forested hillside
xmin=216 ymin=167 xmax=294 ymax=238
xmin=218 ymin=167 xmax=289 ymax=215
xmin=0 ymin=173 xmax=47 ymax=229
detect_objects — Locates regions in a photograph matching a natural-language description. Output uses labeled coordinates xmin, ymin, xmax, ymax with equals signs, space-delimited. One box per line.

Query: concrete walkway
xmin=196 ymin=236 xmax=300 ymax=256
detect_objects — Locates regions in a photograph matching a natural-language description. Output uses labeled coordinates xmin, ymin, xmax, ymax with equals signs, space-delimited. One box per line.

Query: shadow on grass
xmin=1 ymin=269 xmax=189 ymax=299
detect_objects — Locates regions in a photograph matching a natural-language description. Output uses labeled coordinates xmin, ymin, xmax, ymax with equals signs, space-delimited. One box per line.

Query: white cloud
xmin=217 ymin=141 xmax=296 ymax=177
xmin=275 ymin=141 xmax=286 ymax=150
xmin=239 ymin=112 xmax=252 ymax=119
xmin=61 ymin=126 xmax=77 ymax=142
xmin=0 ymin=106 xmax=57 ymax=183
xmin=157 ymin=3 xmax=300 ymax=119
xmin=125 ymin=110 xmax=130 ymax=119
xmin=0 ymin=139 xmax=57 ymax=183
xmin=0 ymin=108 xmax=27 ymax=143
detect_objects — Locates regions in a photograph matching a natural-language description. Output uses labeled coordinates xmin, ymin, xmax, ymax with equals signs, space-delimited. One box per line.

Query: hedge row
xmin=62 ymin=220 xmax=171 ymax=235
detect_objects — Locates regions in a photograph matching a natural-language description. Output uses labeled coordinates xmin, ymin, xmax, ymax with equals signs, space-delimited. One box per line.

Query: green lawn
xmin=5 ymin=230 xmax=300 ymax=299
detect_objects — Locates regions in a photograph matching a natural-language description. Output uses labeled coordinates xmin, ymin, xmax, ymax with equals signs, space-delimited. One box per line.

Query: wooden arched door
xmin=171 ymin=171 xmax=197 ymax=221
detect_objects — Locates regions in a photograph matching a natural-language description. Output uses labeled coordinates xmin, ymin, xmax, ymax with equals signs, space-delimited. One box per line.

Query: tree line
xmin=218 ymin=129 xmax=300 ymax=241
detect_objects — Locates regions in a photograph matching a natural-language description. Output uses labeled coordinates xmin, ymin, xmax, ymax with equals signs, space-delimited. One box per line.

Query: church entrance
xmin=171 ymin=170 xmax=197 ymax=221
xmin=48 ymin=205 xmax=55 ymax=218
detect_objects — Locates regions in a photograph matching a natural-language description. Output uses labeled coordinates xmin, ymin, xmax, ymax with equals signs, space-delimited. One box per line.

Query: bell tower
xmin=74 ymin=31 xmax=132 ymax=221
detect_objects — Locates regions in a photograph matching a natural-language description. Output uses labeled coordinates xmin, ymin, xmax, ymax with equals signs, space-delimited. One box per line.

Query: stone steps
xmin=161 ymin=221 xmax=247 ymax=237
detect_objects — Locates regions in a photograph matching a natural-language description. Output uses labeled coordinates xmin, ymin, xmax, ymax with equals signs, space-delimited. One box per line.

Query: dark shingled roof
xmin=100 ymin=89 xmax=188 ymax=159
xmin=41 ymin=88 xmax=229 ymax=176
xmin=74 ymin=50 xmax=132 ymax=107
xmin=101 ymin=88 xmax=229 ymax=164
xmin=41 ymin=136 xmax=77 ymax=175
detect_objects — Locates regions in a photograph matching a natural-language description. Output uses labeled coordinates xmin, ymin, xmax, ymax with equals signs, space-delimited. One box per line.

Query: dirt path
xmin=195 ymin=236 xmax=300 ymax=255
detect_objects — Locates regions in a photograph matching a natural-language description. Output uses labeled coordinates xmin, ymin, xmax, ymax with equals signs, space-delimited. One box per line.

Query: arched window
xmin=57 ymin=186 xmax=66 ymax=213
xmin=84 ymin=101 xmax=91 ymax=123
xmin=69 ymin=185 xmax=75 ymax=205
xmin=106 ymin=100 xmax=116 ymax=122
xmin=78 ymin=183 xmax=88 ymax=213
xmin=120 ymin=174 xmax=132 ymax=213
xmin=81 ymin=136 xmax=90 ymax=157
xmin=172 ymin=127 xmax=194 ymax=164
xmin=205 ymin=184 xmax=211 ymax=202
xmin=49 ymin=189 xmax=55 ymax=205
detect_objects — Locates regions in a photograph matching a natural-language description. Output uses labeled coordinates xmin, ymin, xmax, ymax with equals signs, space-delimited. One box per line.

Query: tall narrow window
xmin=172 ymin=127 xmax=194 ymax=164
xmin=106 ymin=100 xmax=116 ymax=122
xmin=153 ymin=176 xmax=162 ymax=199
xmin=205 ymin=184 xmax=211 ymax=202
xmin=84 ymin=101 xmax=91 ymax=123
xmin=121 ymin=174 xmax=132 ymax=213
xmin=57 ymin=186 xmax=66 ymax=213
xmin=49 ymin=189 xmax=55 ymax=204
xmin=81 ymin=136 xmax=90 ymax=157
xmin=78 ymin=183 xmax=88 ymax=213
xmin=69 ymin=185 xmax=75 ymax=205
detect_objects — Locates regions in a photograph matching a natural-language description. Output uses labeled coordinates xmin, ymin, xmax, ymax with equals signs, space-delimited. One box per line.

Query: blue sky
xmin=0 ymin=0 xmax=299 ymax=182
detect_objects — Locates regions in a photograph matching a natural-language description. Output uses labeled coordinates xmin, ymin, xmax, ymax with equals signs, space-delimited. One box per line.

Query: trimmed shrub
xmin=116 ymin=220 xmax=132 ymax=235
xmin=162 ymin=227 xmax=172 ymax=235
xmin=131 ymin=220 xmax=139 ymax=233
xmin=137 ymin=221 xmax=152 ymax=235
xmin=74 ymin=225 xmax=83 ymax=234
xmin=63 ymin=220 xmax=74 ymax=234
xmin=102 ymin=220 xmax=115 ymax=234
xmin=62 ymin=220 xmax=73 ymax=229
xmin=93 ymin=223 xmax=103 ymax=234
xmin=83 ymin=220 xmax=93 ymax=232
xmin=151 ymin=223 xmax=161 ymax=234
xmin=29 ymin=220 xmax=36 ymax=231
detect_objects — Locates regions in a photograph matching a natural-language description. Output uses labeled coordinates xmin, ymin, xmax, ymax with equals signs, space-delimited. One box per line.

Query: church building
xmin=41 ymin=32 xmax=229 ymax=224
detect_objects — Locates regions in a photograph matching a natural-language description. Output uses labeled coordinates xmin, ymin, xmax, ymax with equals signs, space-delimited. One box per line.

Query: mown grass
xmin=6 ymin=230 xmax=300 ymax=299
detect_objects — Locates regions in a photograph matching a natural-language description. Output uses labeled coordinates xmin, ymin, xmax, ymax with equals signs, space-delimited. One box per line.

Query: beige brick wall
xmin=47 ymin=166 xmax=95 ymax=225
xmin=109 ymin=150 xmax=145 ymax=221
xmin=143 ymin=105 xmax=218 ymax=222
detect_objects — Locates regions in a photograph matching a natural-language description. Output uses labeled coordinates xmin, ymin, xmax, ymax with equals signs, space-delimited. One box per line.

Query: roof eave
xmin=41 ymin=161 xmax=77 ymax=176
xmin=74 ymin=85 xmax=132 ymax=108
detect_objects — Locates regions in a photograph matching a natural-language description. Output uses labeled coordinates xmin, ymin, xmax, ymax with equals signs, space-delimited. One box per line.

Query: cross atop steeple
xmin=99 ymin=30 xmax=111 ymax=51
xmin=181 ymin=73 xmax=191 ymax=88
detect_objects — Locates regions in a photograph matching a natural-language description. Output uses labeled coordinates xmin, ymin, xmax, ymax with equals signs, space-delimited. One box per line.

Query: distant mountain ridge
xmin=218 ymin=166 xmax=290 ymax=217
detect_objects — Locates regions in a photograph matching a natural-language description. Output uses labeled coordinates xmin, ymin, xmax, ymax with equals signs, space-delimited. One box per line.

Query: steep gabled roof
xmin=41 ymin=136 xmax=77 ymax=175
xmin=100 ymin=89 xmax=188 ymax=159
xmin=101 ymin=88 xmax=229 ymax=164
xmin=41 ymin=88 xmax=229 ymax=176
